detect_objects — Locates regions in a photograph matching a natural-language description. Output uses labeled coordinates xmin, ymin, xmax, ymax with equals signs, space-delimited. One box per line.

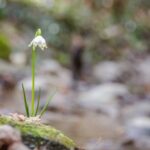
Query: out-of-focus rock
xmin=126 ymin=117 xmax=150 ymax=138
xmin=39 ymin=59 xmax=63 ymax=75
xmin=0 ymin=60 xmax=23 ymax=85
xmin=125 ymin=116 xmax=150 ymax=150
xmin=134 ymin=57 xmax=150 ymax=94
xmin=93 ymin=61 xmax=124 ymax=82
xmin=39 ymin=59 xmax=72 ymax=88
xmin=78 ymin=83 xmax=128 ymax=117
xmin=0 ymin=73 xmax=16 ymax=90
xmin=41 ymin=92 xmax=73 ymax=113
xmin=136 ymin=58 xmax=150 ymax=84
xmin=0 ymin=60 xmax=18 ymax=73
xmin=124 ymin=101 xmax=150 ymax=121
xmin=10 ymin=52 xmax=27 ymax=66
xmin=0 ymin=125 xmax=21 ymax=143
xmin=8 ymin=142 xmax=29 ymax=150
xmin=0 ymin=125 xmax=29 ymax=150
xmin=84 ymin=140 xmax=120 ymax=150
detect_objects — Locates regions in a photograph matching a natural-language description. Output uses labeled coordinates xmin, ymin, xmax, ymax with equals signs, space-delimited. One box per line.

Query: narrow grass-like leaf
xmin=39 ymin=90 xmax=56 ymax=117
xmin=22 ymin=83 xmax=30 ymax=117
xmin=35 ymin=88 xmax=41 ymax=116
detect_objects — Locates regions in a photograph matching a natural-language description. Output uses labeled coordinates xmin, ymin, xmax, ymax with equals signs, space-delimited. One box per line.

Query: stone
xmin=85 ymin=140 xmax=120 ymax=150
xmin=0 ymin=125 xmax=29 ymax=150
xmin=136 ymin=57 xmax=150 ymax=84
xmin=93 ymin=61 xmax=124 ymax=82
xmin=0 ymin=115 xmax=77 ymax=150
xmin=10 ymin=52 xmax=27 ymax=66
xmin=8 ymin=142 xmax=29 ymax=150
xmin=78 ymin=83 xmax=128 ymax=117
xmin=126 ymin=117 xmax=150 ymax=138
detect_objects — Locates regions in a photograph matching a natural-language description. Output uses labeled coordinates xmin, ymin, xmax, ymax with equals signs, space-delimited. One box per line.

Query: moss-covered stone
xmin=0 ymin=115 xmax=77 ymax=150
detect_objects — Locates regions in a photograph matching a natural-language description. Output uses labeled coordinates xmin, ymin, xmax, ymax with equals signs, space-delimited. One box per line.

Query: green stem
xmin=31 ymin=46 xmax=36 ymax=116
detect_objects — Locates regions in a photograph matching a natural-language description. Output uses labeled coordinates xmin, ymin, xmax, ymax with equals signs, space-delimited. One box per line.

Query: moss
xmin=0 ymin=115 xmax=76 ymax=150
xmin=0 ymin=34 xmax=11 ymax=60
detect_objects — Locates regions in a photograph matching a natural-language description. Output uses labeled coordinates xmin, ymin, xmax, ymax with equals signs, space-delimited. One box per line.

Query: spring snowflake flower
xmin=29 ymin=35 xmax=47 ymax=50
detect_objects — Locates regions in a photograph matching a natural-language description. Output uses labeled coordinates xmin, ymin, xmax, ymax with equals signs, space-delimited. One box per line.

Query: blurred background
xmin=0 ymin=0 xmax=150 ymax=149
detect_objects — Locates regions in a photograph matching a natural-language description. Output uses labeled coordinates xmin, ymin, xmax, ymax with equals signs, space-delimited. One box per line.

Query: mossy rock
xmin=0 ymin=34 xmax=11 ymax=60
xmin=0 ymin=115 xmax=79 ymax=150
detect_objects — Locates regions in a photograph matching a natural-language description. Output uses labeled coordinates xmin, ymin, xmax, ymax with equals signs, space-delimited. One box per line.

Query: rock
xmin=41 ymin=92 xmax=73 ymax=113
xmin=123 ymin=101 xmax=150 ymax=121
xmin=39 ymin=59 xmax=63 ymax=75
xmin=125 ymin=116 xmax=150 ymax=150
xmin=0 ymin=125 xmax=29 ymax=150
xmin=8 ymin=142 xmax=29 ymax=150
xmin=93 ymin=61 xmax=123 ymax=82
xmin=39 ymin=59 xmax=72 ymax=88
xmin=0 ymin=115 xmax=77 ymax=150
xmin=84 ymin=140 xmax=120 ymax=150
xmin=136 ymin=58 xmax=150 ymax=84
xmin=0 ymin=125 xmax=21 ymax=143
xmin=0 ymin=60 xmax=18 ymax=73
xmin=93 ymin=61 xmax=135 ymax=84
xmin=126 ymin=117 xmax=150 ymax=138
xmin=10 ymin=52 xmax=27 ymax=66
xmin=0 ymin=60 xmax=26 ymax=86
xmin=0 ymin=73 xmax=16 ymax=90
xmin=78 ymin=83 xmax=128 ymax=117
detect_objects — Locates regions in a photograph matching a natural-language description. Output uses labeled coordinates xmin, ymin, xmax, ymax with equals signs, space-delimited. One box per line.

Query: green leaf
xmin=22 ymin=83 xmax=30 ymax=117
xmin=39 ymin=90 xmax=56 ymax=117
xmin=35 ymin=88 xmax=41 ymax=116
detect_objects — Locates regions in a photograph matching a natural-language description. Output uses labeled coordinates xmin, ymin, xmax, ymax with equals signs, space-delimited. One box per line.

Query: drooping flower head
xmin=29 ymin=28 xmax=47 ymax=50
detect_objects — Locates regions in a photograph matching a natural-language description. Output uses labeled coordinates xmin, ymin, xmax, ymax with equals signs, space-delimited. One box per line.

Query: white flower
xmin=29 ymin=35 xmax=47 ymax=50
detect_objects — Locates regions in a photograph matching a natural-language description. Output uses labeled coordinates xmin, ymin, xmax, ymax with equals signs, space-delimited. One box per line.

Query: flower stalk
xmin=22 ymin=28 xmax=55 ymax=118
xmin=31 ymin=46 xmax=36 ymax=116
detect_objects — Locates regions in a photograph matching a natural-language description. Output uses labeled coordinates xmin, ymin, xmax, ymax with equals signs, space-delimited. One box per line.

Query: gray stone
xmin=78 ymin=83 xmax=128 ymax=117
xmin=93 ymin=61 xmax=124 ymax=82
xmin=126 ymin=117 xmax=150 ymax=138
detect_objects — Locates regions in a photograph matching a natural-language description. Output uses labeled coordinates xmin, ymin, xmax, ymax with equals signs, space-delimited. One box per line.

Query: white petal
xmin=29 ymin=35 xmax=47 ymax=50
